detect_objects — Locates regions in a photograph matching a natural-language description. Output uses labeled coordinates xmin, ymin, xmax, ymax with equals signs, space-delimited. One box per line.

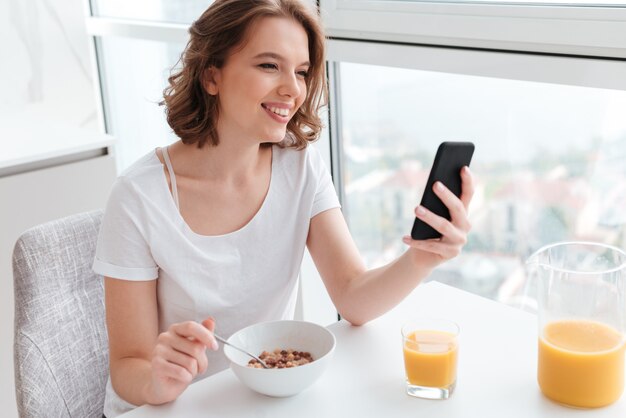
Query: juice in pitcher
xmin=538 ymin=319 xmax=626 ymax=408
xmin=527 ymin=241 xmax=626 ymax=408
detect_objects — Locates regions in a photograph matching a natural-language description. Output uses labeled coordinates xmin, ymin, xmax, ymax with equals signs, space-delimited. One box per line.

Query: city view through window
xmin=339 ymin=62 xmax=626 ymax=311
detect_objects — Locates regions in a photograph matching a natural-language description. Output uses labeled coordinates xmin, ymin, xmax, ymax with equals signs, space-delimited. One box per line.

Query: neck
xmin=170 ymin=139 xmax=270 ymax=183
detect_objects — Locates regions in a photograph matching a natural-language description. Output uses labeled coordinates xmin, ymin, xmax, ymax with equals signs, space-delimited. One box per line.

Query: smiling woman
xmin=93 ymin=2 xmax=338 ymax=417
xmin=92 ymin=1 xmax=475 ymax=417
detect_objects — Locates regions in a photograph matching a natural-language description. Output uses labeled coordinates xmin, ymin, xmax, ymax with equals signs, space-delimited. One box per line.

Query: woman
xmin=93 ymin=0 xmax=474 ymax=416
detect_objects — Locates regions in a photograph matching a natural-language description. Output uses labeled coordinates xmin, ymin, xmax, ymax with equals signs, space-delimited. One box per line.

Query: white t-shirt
xmin=93 ymin=145 xmax=340 ymax=417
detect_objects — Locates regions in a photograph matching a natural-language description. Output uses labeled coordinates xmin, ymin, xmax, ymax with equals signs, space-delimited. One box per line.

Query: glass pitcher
xmin=526 ymin=241 xmax=626 ymax=408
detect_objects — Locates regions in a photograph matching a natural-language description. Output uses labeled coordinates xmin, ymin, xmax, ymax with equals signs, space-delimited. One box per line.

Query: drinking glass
xmin=401 ymin=319 xmax=459 ymax=400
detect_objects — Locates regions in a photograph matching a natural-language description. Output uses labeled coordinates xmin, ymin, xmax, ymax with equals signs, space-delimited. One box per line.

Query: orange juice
xmin=403 ymin=330 xmax=458 ymax=388
xmin=538 ymin=319 xmax=626 ymax=408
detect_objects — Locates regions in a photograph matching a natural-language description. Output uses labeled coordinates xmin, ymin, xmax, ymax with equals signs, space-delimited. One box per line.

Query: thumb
xmin=201 ymin=317 xmax=219 ymax=351
xmin=202 ymin=317 xmax=216 ymax=333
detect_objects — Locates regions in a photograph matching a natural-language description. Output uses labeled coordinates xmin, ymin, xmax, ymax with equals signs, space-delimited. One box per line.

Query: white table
xmin=121 ymin=281 xmax=626 ymax=417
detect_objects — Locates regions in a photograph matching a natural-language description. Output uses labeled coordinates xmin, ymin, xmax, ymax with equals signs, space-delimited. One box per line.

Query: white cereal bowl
xmin=223 ymin=320 xmax=336 ymax=397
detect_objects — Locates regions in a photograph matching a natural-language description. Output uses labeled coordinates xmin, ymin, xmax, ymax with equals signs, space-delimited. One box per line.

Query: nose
xmin=278 ymin=72 xmax=302 ymax=98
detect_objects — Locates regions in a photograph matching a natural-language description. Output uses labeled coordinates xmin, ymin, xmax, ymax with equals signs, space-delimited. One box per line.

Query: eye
xmin=297 ymin=69 xmax=309 ymax=79
xmin=259 ymin=63 xmax=278 ymax=70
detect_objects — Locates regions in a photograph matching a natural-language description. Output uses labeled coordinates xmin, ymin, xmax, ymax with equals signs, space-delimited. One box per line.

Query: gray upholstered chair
xmin=13 ymin=210 xmax=108 ymax=418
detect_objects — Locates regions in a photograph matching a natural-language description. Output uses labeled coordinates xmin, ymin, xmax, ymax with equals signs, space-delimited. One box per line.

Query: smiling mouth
xmin=262 ymin=104 xmax=290 ymax=117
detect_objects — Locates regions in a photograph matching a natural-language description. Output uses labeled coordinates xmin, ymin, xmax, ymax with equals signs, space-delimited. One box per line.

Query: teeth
xmin=267 ymin=106 xmax=289 ymax=117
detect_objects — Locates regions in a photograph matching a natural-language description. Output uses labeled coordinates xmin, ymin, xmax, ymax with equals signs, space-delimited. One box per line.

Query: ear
xmin=202 ymin=66 xmax=220 ymax=96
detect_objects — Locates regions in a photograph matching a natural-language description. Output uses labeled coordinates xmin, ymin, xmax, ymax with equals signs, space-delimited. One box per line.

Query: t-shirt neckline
xmin=153 ymin=146 xmax=276 ymax=239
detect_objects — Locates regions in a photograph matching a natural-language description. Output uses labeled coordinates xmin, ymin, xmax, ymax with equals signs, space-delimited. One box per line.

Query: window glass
xmin=339 ymin=62 xmax=626 ymax=307
xmin=98 ymin=37 xmax=184 ymax=170
xmin=1 ymin=0 xmax=98 ymax=160
xmin=91 ymin=0 xmax=316 ymax=23
xmin=91 ymin=0 xmax=211 ymax=24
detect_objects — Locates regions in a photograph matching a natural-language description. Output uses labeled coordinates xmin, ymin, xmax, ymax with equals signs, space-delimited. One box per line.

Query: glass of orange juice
xmin=401 ymin=319 xmax=459 ymax=400
xmin=527 ymin=242 xmax=626 ymax=408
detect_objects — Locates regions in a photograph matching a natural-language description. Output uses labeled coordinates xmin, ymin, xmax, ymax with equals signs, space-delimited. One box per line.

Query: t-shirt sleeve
xmin=309 ymin=146 xmax=341 ymax=218
xmin=93 ymin=176 xmax=158 ymax=280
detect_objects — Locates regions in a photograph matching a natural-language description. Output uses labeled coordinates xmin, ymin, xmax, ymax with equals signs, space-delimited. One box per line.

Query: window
xmin=335 ymin=59 xmax=626 ymax=306
xmin=97 ymin=37 xmax=183 ymax=169
xmin=84 ymin=0 xmax=626 ymax=310
xmin=90 ymin=0 xmax=210 ymax=24
xmin=2 ymin=0 xmax=101 ymax=170
xmin=85 ymin=6 xmax=189 ymax=170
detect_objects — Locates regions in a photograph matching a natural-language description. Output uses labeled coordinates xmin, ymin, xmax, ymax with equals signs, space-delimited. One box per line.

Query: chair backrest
xmin=13 ymin=210 xmax=108 ymax=418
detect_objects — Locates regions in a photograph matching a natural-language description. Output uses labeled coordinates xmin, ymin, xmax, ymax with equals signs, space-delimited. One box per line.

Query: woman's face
xmin=206 ymin=17 xmax=310 ymax=145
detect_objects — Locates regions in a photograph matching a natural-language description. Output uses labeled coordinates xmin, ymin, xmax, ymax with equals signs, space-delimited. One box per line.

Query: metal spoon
xmin=213 ymin=333 xmax=270 ymax=369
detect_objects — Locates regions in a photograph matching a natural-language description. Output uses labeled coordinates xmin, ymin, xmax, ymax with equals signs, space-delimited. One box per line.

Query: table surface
xmin=121 ymin=281 xmax=626 ymax=417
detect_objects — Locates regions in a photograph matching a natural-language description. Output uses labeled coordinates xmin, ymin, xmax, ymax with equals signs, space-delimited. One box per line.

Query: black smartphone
xmin=410 ymin=141 xmax=475 ymax=240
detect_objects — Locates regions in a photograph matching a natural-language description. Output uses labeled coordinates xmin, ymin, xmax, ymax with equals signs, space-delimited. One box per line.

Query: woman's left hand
xmin=402 ymin=166 xmax=475 ymax=264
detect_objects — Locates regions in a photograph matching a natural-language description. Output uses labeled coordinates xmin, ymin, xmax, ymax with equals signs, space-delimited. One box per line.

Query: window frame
xmin=326 ymin=38 xmax=626 ymax=91
xmin=320 ymin=0 xmax=626 ymax=58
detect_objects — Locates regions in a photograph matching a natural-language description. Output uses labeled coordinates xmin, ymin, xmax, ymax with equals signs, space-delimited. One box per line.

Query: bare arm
xmin=105 ymin=278 xmax=218 ymax=406
xmin=307 ymin=167 xmax=474 ymax=326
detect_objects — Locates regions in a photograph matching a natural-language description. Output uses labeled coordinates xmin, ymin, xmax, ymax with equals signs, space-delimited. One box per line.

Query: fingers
xmin=403 ymin=235 xmax=463 ymax=259
xmin=404 ymin=172 xmax=474 ymax=259
xmin=413 ymin=204 xmax=466 ymax=243
xmin=152 ymin=320 xmax=217 ymax=384
xmin=459 ymin=166 xmax=475 ymax=211
xmin=164 ymin=332 xmax=210 ymax=374
xmin=152 ymin=356 xmax=194 ymax=383
xmin=156 ymin=345 xmax=200 ymax=377
xmin=431 ymin=181 xmax=471 ymax=232
xmin=172 ymin=321 xmax=218 ymax=351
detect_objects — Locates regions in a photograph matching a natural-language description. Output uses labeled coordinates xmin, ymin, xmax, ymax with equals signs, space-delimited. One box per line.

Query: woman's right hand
xmin=146 ymin=318 xmax=219 ymax=404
